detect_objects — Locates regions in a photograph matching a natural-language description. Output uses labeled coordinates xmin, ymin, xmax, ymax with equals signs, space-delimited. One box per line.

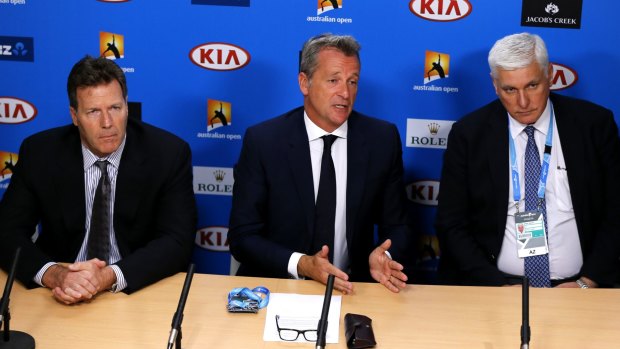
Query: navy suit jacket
xmin=436 ymin=93 xmax=620 ymax=286
xmin=228 ymin=107 xmax=410 ymax=282
xmin=0 ymin=118 xmax=197 ymax=293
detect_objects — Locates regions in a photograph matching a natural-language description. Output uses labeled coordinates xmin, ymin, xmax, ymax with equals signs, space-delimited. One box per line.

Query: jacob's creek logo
xmin=413 ymin=51 xmax=459 ymax=93
xmin=407 ymin=180 xmax=439 ymax=205
xmin=0 ymin=151 xmax=18 ymax=188
xmin=307 ymin=0 xmax=352 ymax=24
xmin=550 ymin=63 xmax=578 ymax=90
xmin=0 ymin=36 xmax=34 ymax=62
xmin=195 ymin=226 xmax=229 ymax=251
xmin=521 ymin=0 xmax=582 ymax=29
xmin=189 ymin=43 xmax=250 ymax=71
xmin=193 ymin=166 xmax=234 ymax=196
xmin=197 ymin=99 xmax=242 ymax=140
xmin=0 ymin=97 xmax=37 ymax=124
xmin=409 ymin=0 xmax=472 ymax=22
xmin=406 ymin=118 xmax=454 ymax=149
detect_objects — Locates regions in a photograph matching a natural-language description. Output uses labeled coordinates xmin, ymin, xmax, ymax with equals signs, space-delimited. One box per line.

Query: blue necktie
xmin=312 ymin=135 xmax=338 ymax=262
xmin=523 ymin=126 xmax=551 ymax=288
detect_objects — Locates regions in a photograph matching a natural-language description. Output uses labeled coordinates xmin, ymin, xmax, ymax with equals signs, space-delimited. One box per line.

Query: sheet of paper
xmin=263 ymin=292 xmax=341 ymax=343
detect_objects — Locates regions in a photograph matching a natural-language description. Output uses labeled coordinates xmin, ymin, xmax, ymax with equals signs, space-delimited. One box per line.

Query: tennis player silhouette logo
xmin=318 ymin=0 xmax=341 ymax=15
xmin=207 ymin=100 xmax=232 ymax=131
xmin=101 ymin=35 xmax=121 ymax=59
xmin=1 ymin=153 xmax=15 ymax=179
xmin=427 ymin=54 xmax=445 ymax=81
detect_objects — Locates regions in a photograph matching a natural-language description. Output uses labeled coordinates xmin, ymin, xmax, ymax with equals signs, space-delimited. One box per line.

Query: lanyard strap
xmin=508 ymin=103 xmax=554 ymax=209
xmin=227 ymin=286 xmax=270 ymax=309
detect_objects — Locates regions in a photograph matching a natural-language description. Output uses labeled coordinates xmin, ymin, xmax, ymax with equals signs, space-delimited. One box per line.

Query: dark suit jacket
xmin=436 ymin=93 xmax=620 ymax=287
xmin=0 ymin=118 xmax=197 ymax=293
xmin=228 ymin=107 xmax=410 ymax=282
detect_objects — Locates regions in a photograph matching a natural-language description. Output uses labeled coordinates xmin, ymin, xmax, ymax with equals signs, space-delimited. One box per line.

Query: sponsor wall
xmin=2 ymin=0 xmax=618 ymax=282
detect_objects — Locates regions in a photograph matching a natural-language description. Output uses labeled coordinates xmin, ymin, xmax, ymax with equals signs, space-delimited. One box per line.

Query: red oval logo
xmin=189 ymin=43 xmax=250 ymax=71
xmin=406 ymin=180 xmax=440 ymax=206
xmin=409 ymin=0 xmax=472 ymax=22
xmin=0 ymin=97 xmax=37 ymax=124
xmin=550 ymin=63 xmax=578 ymax=91
xmin=195 ymin=226 xmax=230 ymax=251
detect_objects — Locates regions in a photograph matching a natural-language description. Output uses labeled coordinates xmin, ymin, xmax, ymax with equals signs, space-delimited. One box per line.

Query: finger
xmin=333 ymin=277 xmax=353 ymax=295
xmin=315 ymin=245 xmax=330 ymax=258
xmin=391 ymin=270 xmax=408 ymax=283
xmin=389 ymin=274 xmax=407 ymax=290
xmin=383 ymin=276 xmax=403 ymax=293
xmin=53 ymin=287 xmax=80 ymax=305
xmin=379 ymin=239 xmax=392 ymax=252
xmin=388 ymin=259 xmax=404 ymax=271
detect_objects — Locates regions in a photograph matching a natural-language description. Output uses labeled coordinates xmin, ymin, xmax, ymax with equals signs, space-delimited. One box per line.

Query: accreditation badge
xmin=515 ymin=211 xmax=549 ymax=258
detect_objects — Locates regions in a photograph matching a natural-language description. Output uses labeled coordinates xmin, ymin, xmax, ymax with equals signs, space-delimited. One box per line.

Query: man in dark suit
xmin=229 ymin=34 xmax=410 ymax=294
xmin=436 ymin=33 xmax=620 ymax=288
xmin=0 ymin=56 xmax=196 ymax=304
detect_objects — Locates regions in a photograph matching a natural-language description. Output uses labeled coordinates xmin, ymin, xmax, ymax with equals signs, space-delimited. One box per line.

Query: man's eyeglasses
xmin=275 ymin=315 xmax=318 ymax=342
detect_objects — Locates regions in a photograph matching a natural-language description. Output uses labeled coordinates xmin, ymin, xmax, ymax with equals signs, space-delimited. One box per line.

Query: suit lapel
xmin=345 ymin=113 xmax=368 ymax=244
xmin=114 ymin=124 xmax=147 ymax=247
xmin=285 ymin=111 xmax=316 ymax=243
xmin=486 ymin=103 xmax=510 ymax=237
xmin=54 ymin=126 xmax=87 ymax=245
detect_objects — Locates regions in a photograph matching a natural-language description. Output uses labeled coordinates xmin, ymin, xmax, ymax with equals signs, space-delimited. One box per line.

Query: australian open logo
xmin=193 ymin=166 xmax=234 ymax=196
xmin=307 ymin=0 xmax=352 ymax=24
xmin=0 ymin=151 xmax=18 ymax=190
xmin=406 ymin=118 xmax=454 ymax=149
xmin=197 ymin=99 xmax=242 ymax=140
xmin=413 ymin=50 xmax=459 ymax=93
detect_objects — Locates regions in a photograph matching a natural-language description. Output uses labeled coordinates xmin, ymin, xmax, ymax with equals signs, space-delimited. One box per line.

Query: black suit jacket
xmin=228 ymin=107 xmax=410 ymax=282
xmin=0 ymin=118 xmax=197 ymax=293
xmin=436 ymin=93 xmax=620 ymax=287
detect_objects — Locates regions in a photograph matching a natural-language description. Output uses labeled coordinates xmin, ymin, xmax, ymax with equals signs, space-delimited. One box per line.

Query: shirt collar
xmin=303 ymin=111 xmax=348 ymax=141
xmin=508 ymin=98 xmax=552 ymax=137
xmin=82 ymin=135 xmax=127 ymax=171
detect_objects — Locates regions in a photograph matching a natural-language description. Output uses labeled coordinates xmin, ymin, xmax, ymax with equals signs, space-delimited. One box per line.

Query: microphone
xmin=166 ymin=263 xmax=195 ymax=349
xmin=0 ymin=247 xmax=35 ymax=349
xmin=315 ymin=274 xmax=335 ymax=349
xmin=520 ymin=276 xmax=530 ymax=349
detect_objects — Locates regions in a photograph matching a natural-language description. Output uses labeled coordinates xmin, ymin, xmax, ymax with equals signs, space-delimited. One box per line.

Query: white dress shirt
xmin=498 ymin=100 xmax=582 ymax=280
xmin=287 ymin=112 xmax=349 ymax=278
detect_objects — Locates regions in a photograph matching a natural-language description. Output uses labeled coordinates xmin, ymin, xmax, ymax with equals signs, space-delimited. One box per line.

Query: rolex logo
xmin=545 ymin=2 xmax=559 ymax=15
xmin=213 ymin=170 xmax=225 ymax=182
xmin=428 ymin=123 xmax=440 ymax=136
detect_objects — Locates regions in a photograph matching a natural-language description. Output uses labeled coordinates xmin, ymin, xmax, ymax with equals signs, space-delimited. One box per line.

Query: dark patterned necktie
xmin=312 ymin=135 xmax=338 ymax=262
xmin=523 ymin=126 xmax=551 ymax=288
xmin=87 ymin=160 xmax=111 ymax=262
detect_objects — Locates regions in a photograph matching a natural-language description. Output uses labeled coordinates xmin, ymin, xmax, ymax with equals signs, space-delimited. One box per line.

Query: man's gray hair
xmin=488 ymin=32 xmax=549 ymax=79
xmin=300 ymin=33 xmax=361 ymax=79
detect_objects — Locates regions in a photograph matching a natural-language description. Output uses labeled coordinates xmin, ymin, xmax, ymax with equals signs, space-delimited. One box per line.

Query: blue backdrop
xmin=2 ymin=0 xmax=618 ymax=282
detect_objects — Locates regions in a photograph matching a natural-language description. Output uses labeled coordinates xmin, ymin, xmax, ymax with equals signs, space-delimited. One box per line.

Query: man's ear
xmin=298 ymin=72 xmax=310 ymax=96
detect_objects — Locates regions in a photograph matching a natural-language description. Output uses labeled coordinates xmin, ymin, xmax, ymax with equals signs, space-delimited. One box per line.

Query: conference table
xmin=1 ymin=271 xmax=619 ymax=348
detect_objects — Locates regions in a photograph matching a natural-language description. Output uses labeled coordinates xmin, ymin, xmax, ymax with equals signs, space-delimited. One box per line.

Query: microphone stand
xmin=315 ymin=274 xmax=335 ymax=349
xmin=166 ymin=263 xmax=195 ymax=349
xmin=520 ymin=277 xmax=530 ymax=349
xmin=0 ymin=248 xmax=35 ymax=349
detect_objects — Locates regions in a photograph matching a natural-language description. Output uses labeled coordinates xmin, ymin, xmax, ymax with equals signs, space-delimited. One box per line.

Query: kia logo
xmin=0 ymin=97 xmax=37 ymax=124
xmin=189 ymin=42 xmax=250 ymax=71
xmin=409 ymin=0 xmax=472 ymax=22
xmin=406 ymin=180 xmax=440 ymax=206
xmin=550 ymin=63 xmax=578 ymax=91
xmin=195 ymin=226 xmax=230 ymax=251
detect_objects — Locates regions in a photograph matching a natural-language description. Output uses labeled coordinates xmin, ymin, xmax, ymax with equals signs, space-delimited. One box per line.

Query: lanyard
xmin=508 ymin=103 xmax=554 ymax=212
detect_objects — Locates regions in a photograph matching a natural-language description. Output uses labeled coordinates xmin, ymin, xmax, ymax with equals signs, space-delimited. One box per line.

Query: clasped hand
xmin=42 ymin=259 xmax=116 ymax=305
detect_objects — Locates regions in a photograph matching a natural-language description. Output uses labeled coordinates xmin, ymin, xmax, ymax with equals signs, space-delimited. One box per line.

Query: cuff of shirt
xmin=109 ymin=265 xmax=127 ymax=293
xmin=34 ymin=262 xmax=58 ymax=287
xmin=287 ymin=252 xmax=305 ymax=279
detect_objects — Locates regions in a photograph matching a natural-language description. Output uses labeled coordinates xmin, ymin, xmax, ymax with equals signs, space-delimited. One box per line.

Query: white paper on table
xmin=263 ymin=292 xmax=342 ymax=343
